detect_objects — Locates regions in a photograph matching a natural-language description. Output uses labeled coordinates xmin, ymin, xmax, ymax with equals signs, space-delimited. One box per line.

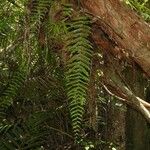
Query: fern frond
xmin=0 ymin=64 xmax=27 ymax=111
xmin=62 ymin=4 xmax=74 ymax=18
xmin=65 ymin=15 xmax=92 ymax=139
xmin=29 ymin=0 xmax=52 ymax=28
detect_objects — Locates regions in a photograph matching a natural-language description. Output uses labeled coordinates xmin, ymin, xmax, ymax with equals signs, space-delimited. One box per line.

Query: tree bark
xmin=80 ymin=0 xmax=150 ymax=77
xmin=125 ymin=66 xmax=150 ymax=150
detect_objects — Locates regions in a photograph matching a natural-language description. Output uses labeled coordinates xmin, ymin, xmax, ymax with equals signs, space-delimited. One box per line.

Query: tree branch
xmin=101 ymin=76 xmax=150 ymax=123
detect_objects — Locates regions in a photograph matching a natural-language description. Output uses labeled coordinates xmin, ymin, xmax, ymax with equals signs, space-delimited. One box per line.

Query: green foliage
xmin=1 ymin=0 xmax=149 ymax=149
xmin=0 ymin=66 xmax=26 ymax=108
xmin=65 ymin=15 xmax=93 ymax=139
xmin=125 ymin=0 xmax=150 ymax=21
xmin=29 ymin=0 xmax=52 ymax=24
xmin=0 ymin=1 xmax=74 ymax=148
xmin=0 ymin=111 xmax=56 ymax=150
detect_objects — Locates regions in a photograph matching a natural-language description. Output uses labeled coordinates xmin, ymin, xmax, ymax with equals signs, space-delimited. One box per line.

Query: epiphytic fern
xmin=65 ymin=15 xmax=93 ymax=139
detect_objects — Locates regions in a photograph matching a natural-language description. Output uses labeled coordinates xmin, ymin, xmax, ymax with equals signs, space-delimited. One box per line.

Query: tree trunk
xmin=77 ymin=0 xmax=150 ymax=148
xmin=80 ymin=0 xmax=150 ymax=77
xmin=125 ymin=65 xmax=150 ymax=150
xmin=103 ymin=97 xmax=126 ymax=150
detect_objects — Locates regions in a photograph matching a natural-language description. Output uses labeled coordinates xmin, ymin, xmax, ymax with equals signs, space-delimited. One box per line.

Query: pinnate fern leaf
xmin=65 ymin=15 xmax=92 ymax=139
xmin=0 ymin=64 xmax=27 ymax=117
xmin=29 ymin=0 xmax=52 ymax=26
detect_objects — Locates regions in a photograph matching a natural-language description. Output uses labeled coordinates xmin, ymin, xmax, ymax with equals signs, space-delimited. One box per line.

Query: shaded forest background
xmin=0 ymin=0 xmax=150 ymax=149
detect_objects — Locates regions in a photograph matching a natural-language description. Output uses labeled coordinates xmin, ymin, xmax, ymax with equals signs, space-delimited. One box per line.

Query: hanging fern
xmin=65 ymin=15 xmax=93 ymax=139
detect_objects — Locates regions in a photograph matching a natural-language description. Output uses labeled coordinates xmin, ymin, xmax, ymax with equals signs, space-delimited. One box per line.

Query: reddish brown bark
xmin=81 ymin=0 xmax=150 ymax=76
